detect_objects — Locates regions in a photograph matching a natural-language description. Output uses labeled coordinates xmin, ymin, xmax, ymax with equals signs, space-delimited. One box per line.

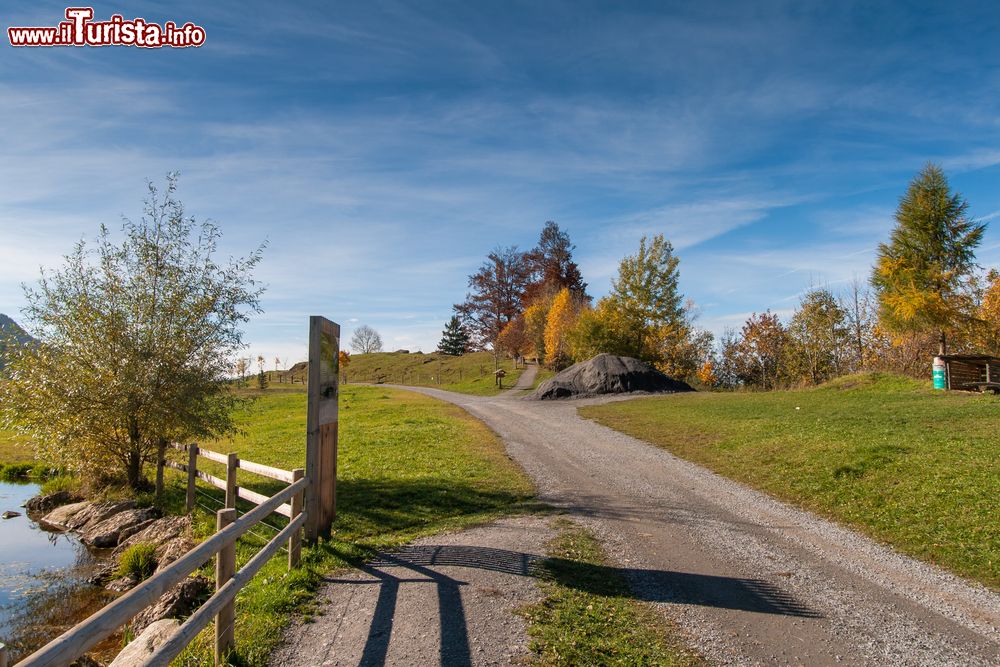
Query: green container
xmin=932 ymin=357 xmax=946 ymax=390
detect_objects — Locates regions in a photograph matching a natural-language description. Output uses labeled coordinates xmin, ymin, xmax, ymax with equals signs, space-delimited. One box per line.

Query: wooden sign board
xmin=305 ymin=316 xmax=340 ymax=541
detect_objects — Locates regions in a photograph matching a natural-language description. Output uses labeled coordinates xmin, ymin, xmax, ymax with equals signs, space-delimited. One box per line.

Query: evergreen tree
xmin=872 ymin=164 xmax=986 ymax=354
xmin=438 ymin=315 xmax=470 ymax=355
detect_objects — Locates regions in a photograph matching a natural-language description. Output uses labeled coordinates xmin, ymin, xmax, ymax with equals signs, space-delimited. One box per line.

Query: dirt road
xmin=398 ymin=387 xmax=1000 ymax=666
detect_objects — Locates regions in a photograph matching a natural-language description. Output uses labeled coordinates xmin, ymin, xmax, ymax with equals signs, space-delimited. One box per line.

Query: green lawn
xmin=158 ymin=383 xmax=535 ymax=665
xmin=339 ymin=350 xmax=525 ymax=396
xmin=0 ymin=425 xmax=31 ymax=466
xmin=580 ymin=373 xmax=1000 ymax=589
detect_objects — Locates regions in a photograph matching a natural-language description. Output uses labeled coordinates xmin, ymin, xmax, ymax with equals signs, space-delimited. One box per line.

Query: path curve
xmin=392 ymin=386 xmax=1000 ymax=666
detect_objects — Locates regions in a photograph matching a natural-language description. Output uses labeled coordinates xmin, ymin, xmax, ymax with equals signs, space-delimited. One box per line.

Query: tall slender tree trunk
xmin=126 ymin=448 xmax=143 ymax=490
xmin=939 ymin=330 xmax=947 ymax=356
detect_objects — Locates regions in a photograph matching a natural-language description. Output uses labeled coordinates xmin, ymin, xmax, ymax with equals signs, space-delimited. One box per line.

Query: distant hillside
xmin=270 ymin=350 xmax=526 ymax=396
xmin=0 ymin=314 xmax=35 ymax=370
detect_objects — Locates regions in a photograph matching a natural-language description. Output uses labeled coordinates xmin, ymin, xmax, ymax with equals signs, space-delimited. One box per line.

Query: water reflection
xmin=0 ymin=481 xmax=117 ymax=662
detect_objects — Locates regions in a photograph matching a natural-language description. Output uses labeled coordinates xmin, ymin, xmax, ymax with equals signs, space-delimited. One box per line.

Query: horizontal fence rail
xmin=16 ymin=445 xmax=308 ymax=667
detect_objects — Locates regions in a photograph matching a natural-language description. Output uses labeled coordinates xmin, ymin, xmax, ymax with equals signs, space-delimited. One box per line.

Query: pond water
xmin=0 ymin=481 xmax=115 ymax=661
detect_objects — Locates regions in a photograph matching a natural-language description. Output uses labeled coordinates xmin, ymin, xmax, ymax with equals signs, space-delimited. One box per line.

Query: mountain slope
xmin=0 ymin=313 xmax=35 ymax=370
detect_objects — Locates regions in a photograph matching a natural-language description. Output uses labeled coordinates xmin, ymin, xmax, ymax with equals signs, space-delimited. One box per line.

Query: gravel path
xmin=271 ymin=516 xmax=554 ymax=666
xmin=500 ymin=362 xmax=537 ymax=397
xmin=388 ymin=387 xmax=1000 ymax=667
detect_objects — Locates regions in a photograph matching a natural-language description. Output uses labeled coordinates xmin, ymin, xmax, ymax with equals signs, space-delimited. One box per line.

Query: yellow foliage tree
xmin=523 ymin=294 xmax=554 ymax=362
xmin=976 ymin=270 xmax=1000 ymax=353
xmin=696 ymin=360 xmax=717 ymax=387
xmin=544 ymin=288 xmax=580 ymax=369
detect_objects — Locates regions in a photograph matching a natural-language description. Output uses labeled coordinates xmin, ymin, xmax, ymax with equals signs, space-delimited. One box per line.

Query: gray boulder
xmin=128 ymin=576 xmax=211 ymax=636
xmin=81 ymin=507 xmax=161 ymax=548
xmin=25 ymin=490 xmax=82 ymax=514
xmin=114 ymin=515 xmax=191 ymax=556
xmin=530 ymin=354 xmax=693 ymax=400
xmin=39 ymin=500 xmax=93 ymax=530
xmin=91 ymin=516 xmax=195 ymax=586
xmin=42 ymin=499 xmax=139 ymax=534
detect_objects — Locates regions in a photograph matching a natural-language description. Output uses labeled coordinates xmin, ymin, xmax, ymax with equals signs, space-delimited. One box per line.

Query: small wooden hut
xmin=937 ymin=354 xmax=1000 ymax=393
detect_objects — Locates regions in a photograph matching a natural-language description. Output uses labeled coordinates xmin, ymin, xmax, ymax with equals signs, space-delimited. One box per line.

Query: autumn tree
xmin=455 ymin=246 xmax=532 ymax=351
xmin=970 ymin=270 xmax=1000 ymax=354
xmin=872 ymin=164 xmax=986 ymax=355
xmin=0 ymin=175 xmax=264 ymax=490
xmin=544 ymin=288 xmax=583 ymax=369
xmin=525 ymin=221 xmax=589 ymax=304
xmin=522 ymin=290 xmax=556 ymax=362
xmin=496 ymin=314 xmax=529 ymax=363
xmin=608 ymin=234 xmax=685 ymax=357
xmin=786 ymin=288 xmax=849 ymax=385
xmin=438 ymin=315 xmax=470 ymax=356
xmin=723 ymin=311 xmax=789 ymax=389
xmin=571 ymin=234 xmax=691 ymax=372
xmin=350 ymin=324 xmax=383 ymax=354
xmin=658 ymin=324 xmax=714 ymax=383
xmin=839 ymin=278 xmax=879 ymax=373
xmin=568 ymin=299 xmax=626 ymax=361
xmin=696 ymin=359 xmax=717 ymax=387
xmin=234 ymin=357 xmax=250 ymax=386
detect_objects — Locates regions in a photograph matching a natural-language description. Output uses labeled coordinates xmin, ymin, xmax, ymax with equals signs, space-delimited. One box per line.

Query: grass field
xmin=580 ymin=373 xmax=1000 ymax=589
xmin=155 ymin=383 xmax=535 ymax=665
xmin=338 ymin=350 xmax=525 ymax=396
xmin=0 ymin=425 xmax=31 ymax=466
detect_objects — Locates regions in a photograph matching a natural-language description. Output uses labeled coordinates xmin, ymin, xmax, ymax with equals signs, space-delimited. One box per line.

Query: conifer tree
xmin=872 ymin=164 xmax=986 ymax=354
xmin=438 ymin=315 xmax=470 ymax=355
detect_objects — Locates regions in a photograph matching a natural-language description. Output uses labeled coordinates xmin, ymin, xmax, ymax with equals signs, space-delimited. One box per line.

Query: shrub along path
xmin=370 ymin=384 xmax=1000 ymax=667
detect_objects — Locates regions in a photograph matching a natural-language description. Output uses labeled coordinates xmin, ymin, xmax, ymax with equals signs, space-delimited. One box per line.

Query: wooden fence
xmin=15 ymin=444 xmax=308 ymax=667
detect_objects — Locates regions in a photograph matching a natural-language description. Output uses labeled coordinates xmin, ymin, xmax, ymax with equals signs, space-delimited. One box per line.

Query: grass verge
xmin=521 ymin=518 xmax=702 ymax=666
xmin=580 ymin=373 xmax=1000 ymax=589
xmin=158 ymin=384 xmax=535 ymax=665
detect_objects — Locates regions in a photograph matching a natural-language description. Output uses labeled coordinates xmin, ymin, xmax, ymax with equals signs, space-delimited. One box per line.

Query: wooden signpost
xmin=305 ymin=316 xmax=340 ymax=542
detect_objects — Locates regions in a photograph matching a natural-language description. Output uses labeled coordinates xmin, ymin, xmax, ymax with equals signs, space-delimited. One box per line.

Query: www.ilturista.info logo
xmin=8 ymin=7 xmax=206 ymax=48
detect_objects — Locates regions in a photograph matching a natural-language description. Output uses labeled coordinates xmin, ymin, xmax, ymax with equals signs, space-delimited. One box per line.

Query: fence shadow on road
xmin=323 ymin=543 xmax=820 ymax=667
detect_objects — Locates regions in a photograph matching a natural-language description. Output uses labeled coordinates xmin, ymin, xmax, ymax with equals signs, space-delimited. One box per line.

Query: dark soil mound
xmin=530 ymin=353 xmax=693 ymax=400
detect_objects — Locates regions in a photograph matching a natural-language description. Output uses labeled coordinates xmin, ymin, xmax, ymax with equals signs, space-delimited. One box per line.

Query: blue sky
xmin=3 ymin=1 xmax=1000 ymax=363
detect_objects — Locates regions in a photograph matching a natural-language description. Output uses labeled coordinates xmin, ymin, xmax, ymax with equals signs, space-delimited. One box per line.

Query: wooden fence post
xmin=305 ymin=316 xmax=340 ymax=542
xmin=225 ymin=453 xmax=239 ymax=510
xmin=215 ymin=508 xmax=237 ymax=665
xmin=0 ymin=642 xmax=9 ymax=667
xmin=155 ymin=440 xmax=166 ymax=506
xmin=288 ymin=468 xmax=304 ymax=569
xmin=186 ymin=445 xmax=199 ymax=513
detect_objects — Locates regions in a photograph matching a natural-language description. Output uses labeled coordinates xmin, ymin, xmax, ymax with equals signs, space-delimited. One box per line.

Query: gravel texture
xmin=392 ymin=386 xmax=1000 ymax=667
xmin=271 ymin=516 xmax=554 ymax=666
